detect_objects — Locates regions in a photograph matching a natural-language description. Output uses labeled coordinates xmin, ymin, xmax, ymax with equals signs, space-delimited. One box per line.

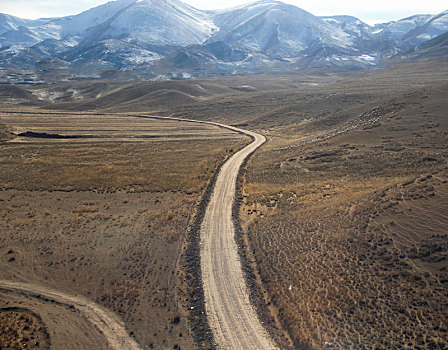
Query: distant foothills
xmin=0 ymin=0 xmax=447 ymax=82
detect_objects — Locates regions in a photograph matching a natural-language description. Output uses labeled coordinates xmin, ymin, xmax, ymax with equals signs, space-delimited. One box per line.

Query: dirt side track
xmin=0 ymin=280 xmax=141 ymax=350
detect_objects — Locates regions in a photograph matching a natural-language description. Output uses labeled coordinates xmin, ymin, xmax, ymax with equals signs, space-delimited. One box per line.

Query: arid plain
xmin=1 ymin=60 xmax=447 ymax=349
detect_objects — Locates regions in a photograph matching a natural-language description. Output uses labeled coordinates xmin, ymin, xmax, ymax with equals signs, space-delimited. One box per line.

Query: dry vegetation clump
xmin=0 ymin=123 xmax=14 ymax=142
xmin=0 ymin=307 xmax=50 ymax=350
xmin=242 ymin=83 xmax=448 ymax=349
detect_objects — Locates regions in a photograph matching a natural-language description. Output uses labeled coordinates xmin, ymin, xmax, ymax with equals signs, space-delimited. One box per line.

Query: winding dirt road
xmin=199 ymin=127 xmax=279 ymax=350
xmin=142 ymin=116 xmax=278 ymax=348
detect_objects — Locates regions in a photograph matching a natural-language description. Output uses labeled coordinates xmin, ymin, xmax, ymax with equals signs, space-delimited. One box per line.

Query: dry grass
xmin=0 ymin=113 xmax=244 ymax=193
xmin=0 ymin=140 xmax=236 ymax=193
xmin=1 ymin=60 xmax=448 ymax=349
xmin=241 ymin=80 xmax=448 ymax=349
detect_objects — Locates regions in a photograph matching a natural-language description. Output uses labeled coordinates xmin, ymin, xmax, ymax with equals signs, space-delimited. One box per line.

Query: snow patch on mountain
xmin=0 ymin=23 xmax=61 ymax=47
xmin=373 ymin=15 xmax=433 ymax=40
xmin=0 ymin=14 xmax=48 ymax=35
xmin=321 ymin=16 xmax=372 ymax=38
xmin=55 ymin=0 xmax=137 ymax=37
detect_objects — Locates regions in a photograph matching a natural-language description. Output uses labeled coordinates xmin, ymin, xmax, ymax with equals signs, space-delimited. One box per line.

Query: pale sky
xmin=1 ymin=0 xmax=447 ymax=24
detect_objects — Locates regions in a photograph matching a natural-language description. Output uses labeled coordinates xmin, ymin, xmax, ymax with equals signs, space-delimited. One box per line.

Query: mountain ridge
xmin=0 ymin=0 xmax=447 ymax=81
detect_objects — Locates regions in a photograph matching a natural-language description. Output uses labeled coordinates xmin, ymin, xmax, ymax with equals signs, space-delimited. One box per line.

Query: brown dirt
xmin=1 ymin=60 xmax=448 ymax=349
xmin=0 ymin=286 xmax=111 ymax=350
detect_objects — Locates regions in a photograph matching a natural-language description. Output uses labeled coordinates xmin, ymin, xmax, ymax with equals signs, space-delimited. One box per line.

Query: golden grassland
xmin=0 ymin=140 xmax=234 ymax=193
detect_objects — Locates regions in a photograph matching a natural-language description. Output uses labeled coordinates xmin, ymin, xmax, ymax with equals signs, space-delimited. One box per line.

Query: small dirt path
xmin=0 ymin=282 xmax=142 ymax=349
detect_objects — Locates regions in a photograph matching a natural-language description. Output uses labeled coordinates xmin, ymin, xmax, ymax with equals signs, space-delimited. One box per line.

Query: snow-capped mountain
xmin=57 ymin=0 xmax=216 ymax=47
xmin=0 ymin=0 xmax=216 ymax=49
xmin=402 ymin=10 xmax=448 ymax=44
xmin=372 ymin=15 xmax=433 ymax=40
xmin=210 ymin=1 xmax=353 ymax=58
xmin=0 ymin=0 xmax=447 ymax=80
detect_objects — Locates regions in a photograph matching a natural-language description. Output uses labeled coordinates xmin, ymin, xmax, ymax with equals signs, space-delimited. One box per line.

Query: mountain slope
xmin=0 ymin=14 xmax=47 ymax=35
xmin=91 ymin=0 xmax=216 ymax=46
xmin=210 ymin=0 xmax=353 ymax=58
xmin=321 ymin=16 xmax=372 ymax=39
xmin=0 ymin=23 xmax=61 ymax=48
xmin=403 ymin=10 xmax=448 ymax=44
xmin=372 ymin=15 xmax=433 ymax=40
xmin=0 ymin=0 xmax=217 ymax=49
xmin=399 ymin=30 xmax=448 ymax=61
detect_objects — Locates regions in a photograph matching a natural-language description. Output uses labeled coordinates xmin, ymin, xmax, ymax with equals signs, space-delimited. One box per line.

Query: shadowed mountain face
xmin=398 ymin=31 xmax=448 ymax=61
xmin=0 ymin=0 xmax=447 ymax=80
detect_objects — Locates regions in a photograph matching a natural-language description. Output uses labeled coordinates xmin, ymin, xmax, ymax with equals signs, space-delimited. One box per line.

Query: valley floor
xmin=0 ymin=60 xmax=447 ymax=349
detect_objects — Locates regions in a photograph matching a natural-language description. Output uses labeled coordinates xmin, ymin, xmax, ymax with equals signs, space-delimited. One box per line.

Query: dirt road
xmin=199 ymin=127 xmax=279 ymax=350
xmin=148 ymin=116 xmax=278 ymax=348
xmin=134 ymin=116 xmax=279 ymax=349
xmin=0 ymin=280 xmax=141 ymax=350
